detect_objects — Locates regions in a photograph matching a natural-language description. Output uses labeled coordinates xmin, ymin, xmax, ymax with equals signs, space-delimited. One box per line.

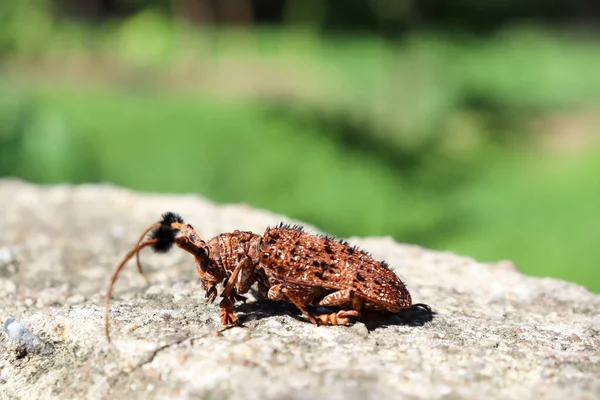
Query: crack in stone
xmin=133 ymin=335 xmax=191 ymax=371
xmin=104 ymin=334 xmax=205 ymax=395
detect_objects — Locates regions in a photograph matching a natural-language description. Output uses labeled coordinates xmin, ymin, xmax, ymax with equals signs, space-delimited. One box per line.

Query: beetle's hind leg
xmin=267 ymin=284 xmax=362 ymax=326
xmin=315 ymin=289 xmax=363 ymax=325
xmin=315 ymin=309 xmax=360 ymax=325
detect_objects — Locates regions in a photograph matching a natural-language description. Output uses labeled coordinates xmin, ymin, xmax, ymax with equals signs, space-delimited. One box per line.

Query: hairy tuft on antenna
xmin=149 ymin=224 xmax=177 ymax=253
xmin=160 ymin=211 xmax=183 ymax=226
xmin=148 ymin=212 xmax=184 ymax=253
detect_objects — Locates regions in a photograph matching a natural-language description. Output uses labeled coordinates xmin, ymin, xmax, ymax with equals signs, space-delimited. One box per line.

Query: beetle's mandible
xmin=104 ymin=212 xmax=432 ymax=341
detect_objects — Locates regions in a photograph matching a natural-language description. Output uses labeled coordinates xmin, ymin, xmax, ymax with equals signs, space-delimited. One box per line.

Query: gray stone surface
xmin=0 ymin=179 xmax=598 ymax=400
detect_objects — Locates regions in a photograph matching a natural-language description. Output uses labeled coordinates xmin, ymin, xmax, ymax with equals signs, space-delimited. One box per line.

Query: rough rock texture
xmin=0 ymin=179 xmax=598 ymax=400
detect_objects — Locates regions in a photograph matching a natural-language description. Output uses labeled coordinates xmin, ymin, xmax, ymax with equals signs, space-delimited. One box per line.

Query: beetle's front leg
xmin=219 ymin=296 xmax=239 ymax=325
xmin=218 ymin=255 xmax=251 ymax=326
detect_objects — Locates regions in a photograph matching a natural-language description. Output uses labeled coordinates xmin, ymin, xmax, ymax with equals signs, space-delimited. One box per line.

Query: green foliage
xmin=441 ymin=149 xmax=600 ymax=289
xmin=0 ymin=0 xmax=54 ymax=55
xmin=0 ymin=87 xmax=448 ymax=239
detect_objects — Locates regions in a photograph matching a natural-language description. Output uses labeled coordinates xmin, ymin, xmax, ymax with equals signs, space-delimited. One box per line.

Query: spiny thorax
xmin=212 ymin=230 xmax=263 ymax=294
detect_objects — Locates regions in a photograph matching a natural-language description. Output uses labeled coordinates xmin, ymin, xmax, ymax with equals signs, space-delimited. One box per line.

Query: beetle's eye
xmin=201 ymin=257 xmax=209 ymax=272
xmin=200 ymin=246 xmax=210 ymax=272
xmin=196 ymin=246 xmax=210 ymax=272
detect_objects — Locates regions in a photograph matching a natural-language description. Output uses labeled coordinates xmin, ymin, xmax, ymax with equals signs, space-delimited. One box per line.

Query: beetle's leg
xmin=315 ymin=289 xmax=362 ymax=325
xmin=221 ymin=255 xmax=248 ymax=298
xmin=218 ymin=288 xmax=246 ymax=324
xmin=315 ymin=310 xmax=360 ymax=325
xmin=218 ymin=255 xmax=252 ymax=326
xmin=204 ymin=284 xmax=218 ymax=303
xmin=267 ymin=284 xmax=318 ymax=324
xmin=317 ymin=289 xmax=359 ymax=307
xmin=219 ymin=296 xmax=239 ymax=325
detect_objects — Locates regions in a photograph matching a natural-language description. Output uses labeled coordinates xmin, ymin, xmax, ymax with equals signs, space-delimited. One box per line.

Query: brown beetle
xmin=104 ymin=212 xmax=431 ymax=341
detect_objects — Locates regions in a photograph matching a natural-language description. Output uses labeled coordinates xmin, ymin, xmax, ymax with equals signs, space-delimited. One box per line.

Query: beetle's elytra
xmin=104 ymin=212 xmax=432 ymax=341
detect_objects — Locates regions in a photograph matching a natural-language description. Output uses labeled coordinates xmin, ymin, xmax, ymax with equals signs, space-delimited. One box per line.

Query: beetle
xmin=104 ymin=212 xmax=432 ymax=341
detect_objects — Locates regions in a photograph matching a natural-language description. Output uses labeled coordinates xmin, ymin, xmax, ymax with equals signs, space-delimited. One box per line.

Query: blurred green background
xmin=1 ymin=0 xmax=599 ymax=291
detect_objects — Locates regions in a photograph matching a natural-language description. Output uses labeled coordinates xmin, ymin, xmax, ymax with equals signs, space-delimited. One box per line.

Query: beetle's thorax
xmin=206 ymin=230 xmax=262 ymax=293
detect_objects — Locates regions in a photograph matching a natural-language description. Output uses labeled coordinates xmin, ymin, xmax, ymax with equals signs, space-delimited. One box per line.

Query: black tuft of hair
xmin=272 ymin=222 xmax=304 ymax=231
xmin=149 ymin=224 xmax=177 ymax=253
xmin=160 ymin=212 xmax=184 ymax=226
xmin=317 ymin=233 xmax=335 ymax=241
xmin=359 ymin=248 xmax=372 ymax=256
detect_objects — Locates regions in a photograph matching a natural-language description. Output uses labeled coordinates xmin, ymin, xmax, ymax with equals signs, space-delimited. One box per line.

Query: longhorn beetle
xmin=104 ymin=212 xmax=432 ymax=341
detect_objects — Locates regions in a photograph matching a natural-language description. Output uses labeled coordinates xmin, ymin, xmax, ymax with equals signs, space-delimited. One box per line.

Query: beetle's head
xmin=105 ymin=212 xmax=223 ymax=342
xmin=151 ymin=213 xmax=229 ymax=303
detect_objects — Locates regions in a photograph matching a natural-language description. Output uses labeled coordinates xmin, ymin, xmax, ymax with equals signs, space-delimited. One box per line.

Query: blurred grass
xmin=0 ymin=11 xmax=599 ymax=292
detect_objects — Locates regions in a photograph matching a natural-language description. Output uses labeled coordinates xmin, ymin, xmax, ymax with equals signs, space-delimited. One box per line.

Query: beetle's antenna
xmin=104 ymin=239 xmax=157 ymax=342
xmin=105 ymin=212 xmax=184 ymax=342
xmin=134 ymin=223 xmax=160 ymax=285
